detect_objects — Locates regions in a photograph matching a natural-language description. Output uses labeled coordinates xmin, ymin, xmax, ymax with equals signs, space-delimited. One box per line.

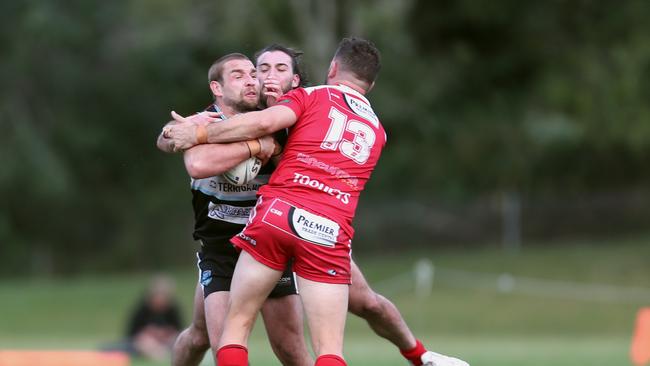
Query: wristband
xmin=196 ymin=124 xmax=208 ymax=144
xmin=257 ymin=138 xmax=264 ymax=154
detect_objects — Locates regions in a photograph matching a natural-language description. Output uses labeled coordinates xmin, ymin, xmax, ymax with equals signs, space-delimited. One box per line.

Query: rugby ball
xmin=222 ymin=157 xmax=262 ymax=186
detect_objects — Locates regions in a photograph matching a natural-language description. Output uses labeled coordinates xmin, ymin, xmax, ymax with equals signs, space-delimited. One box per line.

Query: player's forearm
xmin=183 ymin=142 xmax=251 ymax=179
xmin=205 ymin=111 xmax=272 ymax=143
xmin=165 ymin=107 xmax=294 ymax=151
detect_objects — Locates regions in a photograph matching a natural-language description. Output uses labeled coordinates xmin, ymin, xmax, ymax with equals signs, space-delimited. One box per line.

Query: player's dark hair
xmin=208 ymin=53 xmax=250 ymax=83
xmin=254 ymin=44 xmax=309 ymax=87
xmin=333 ymin=37 xmax=381 ymax=86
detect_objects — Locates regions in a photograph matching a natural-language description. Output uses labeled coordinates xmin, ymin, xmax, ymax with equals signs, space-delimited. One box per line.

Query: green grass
xmin=1 ymin=235 xmax=648 ymax=365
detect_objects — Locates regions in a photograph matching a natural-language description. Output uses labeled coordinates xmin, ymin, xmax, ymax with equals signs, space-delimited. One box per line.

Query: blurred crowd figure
xmin=105 ymin=275 xmax=183 ymax=361
xmin=126 ymin=275 xmax=183 ymax=360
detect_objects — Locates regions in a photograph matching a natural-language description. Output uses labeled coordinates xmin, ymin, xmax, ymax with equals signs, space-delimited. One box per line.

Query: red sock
xmin=315 ymin=354 xmax=347 ymax=366
xmin=400 ymin=339 xmax=427 ymax=366
xmin=216 ymin=344 xmax=248 ymax=366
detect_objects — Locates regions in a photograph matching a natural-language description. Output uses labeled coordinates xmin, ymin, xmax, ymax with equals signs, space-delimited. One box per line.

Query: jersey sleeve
xmin=275 ymin=87 xmax=309 ymax=120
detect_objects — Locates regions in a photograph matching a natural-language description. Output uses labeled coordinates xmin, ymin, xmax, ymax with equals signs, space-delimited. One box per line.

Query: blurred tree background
xmin=2 ymin=0 xmax=649 ymax=276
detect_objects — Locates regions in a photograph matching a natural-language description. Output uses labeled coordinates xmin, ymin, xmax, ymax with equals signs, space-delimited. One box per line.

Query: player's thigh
xmin=261 ymin=262 xmax=302 ymax=343
xmin=189 ymin=282 xmax=208 ymax=333
xmin=229 ymin=250 xmax=284 ymax=310
xmin=218 ymin=251 xmax=284 ymax=348
xmin=203 ymin=290 xmax=230 ymax=346
xmin=297 ymin=276 xmax=349 ymax=356
xmin=260 ymin=294 xmax=304 ymax=342
xmin=348 ymin=259 xmax=374 ymax=313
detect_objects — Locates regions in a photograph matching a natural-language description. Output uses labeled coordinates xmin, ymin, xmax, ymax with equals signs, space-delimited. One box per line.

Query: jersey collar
xmin=335 ymin=83 xmax=370 ymax=106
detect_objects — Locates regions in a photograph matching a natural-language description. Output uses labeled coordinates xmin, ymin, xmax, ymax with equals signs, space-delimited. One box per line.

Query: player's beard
xmin=225 ymin=94 xmax=259 ymax=113
xmin=280 ymin=79 xmax=293 ymax=94
xmin=232 ymin=98 xmax=259 ymax=113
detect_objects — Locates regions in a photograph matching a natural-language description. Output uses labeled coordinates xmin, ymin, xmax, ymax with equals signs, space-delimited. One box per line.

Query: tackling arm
xmin=205 ymin=105 xmax=297 ymax=143
xmin=165 ymin=106 xmax=297 ymax=151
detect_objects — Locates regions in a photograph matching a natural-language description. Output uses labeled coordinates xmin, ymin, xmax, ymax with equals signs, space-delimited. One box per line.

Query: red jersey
xmin=258 ymin=84 xmax=386 ymax=238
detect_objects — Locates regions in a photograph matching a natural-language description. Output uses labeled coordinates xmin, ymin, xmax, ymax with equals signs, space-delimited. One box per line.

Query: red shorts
xmin=230 ymin=196 xmax=352 ymax=284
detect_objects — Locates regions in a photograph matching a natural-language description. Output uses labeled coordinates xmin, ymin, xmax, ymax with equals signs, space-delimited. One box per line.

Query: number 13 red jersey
xmin=258 ymin=84 xmax=387 ymax=238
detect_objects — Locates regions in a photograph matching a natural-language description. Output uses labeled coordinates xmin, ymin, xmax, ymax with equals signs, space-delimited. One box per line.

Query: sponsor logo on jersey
xmin=191 ymin=175 xmax=269 ymax=201
xmin=327 ymin=269 xmax=337 ymax=276
xmin=288 ymin=207 xmax=340 ymax=248
xmin=207 ymin=202 xmax=252 ymax=225
xmin=292 ymin=172 xmax=351 ymax=204
xmin=216 ymin=182 xmax=262 ymax=193
xmin=296 ymin=152 xmax=360 ymax=190
xmin=343 ymin=93 xmax=379 ymax=128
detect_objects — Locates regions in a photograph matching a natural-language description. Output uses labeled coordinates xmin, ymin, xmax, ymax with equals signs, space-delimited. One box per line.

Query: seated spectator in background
xmin=124 ymin=275 xmax=183 ymax=361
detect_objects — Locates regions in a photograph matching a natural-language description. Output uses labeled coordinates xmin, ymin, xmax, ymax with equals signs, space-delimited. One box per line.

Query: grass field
xmin=1 ymin=235 xmax=648 ymax=365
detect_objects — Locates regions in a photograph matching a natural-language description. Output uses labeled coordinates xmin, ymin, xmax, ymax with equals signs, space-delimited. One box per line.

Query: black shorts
xmin=196 ymin=243 xmax=297 ymax=298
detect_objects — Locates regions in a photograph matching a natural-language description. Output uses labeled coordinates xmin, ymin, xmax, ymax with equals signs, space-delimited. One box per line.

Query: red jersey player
xmin=238 ymin=85 xmax=386 ymax=286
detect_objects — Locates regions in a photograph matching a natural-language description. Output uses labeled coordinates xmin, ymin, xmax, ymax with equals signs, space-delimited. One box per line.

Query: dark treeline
xmin=2 ymin=0 xmax=649 ymax=275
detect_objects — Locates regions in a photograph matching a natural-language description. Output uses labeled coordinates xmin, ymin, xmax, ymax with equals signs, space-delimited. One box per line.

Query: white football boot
xmin=420 ymin=351 xmax=469 ymax=366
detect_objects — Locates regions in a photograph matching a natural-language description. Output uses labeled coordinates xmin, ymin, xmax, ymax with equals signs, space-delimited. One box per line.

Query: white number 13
xmin=321 ymin=107 xmax=376 ymax=164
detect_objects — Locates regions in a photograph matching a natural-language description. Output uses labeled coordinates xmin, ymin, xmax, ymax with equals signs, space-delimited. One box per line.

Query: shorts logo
xmin=277 ymin=276 xmax=292 ymax=286
xmin=237 ymin=232 xmax=257 ymax=246
xmin=261 ymin=199 xmax=343 ymax=248
xmin=288 ymin=207 xmax=340 ymax=248
xmin=200 ymin=270 xmax=212 ymax=287
xmin=327 ymin=269 xmax=337 ymax=276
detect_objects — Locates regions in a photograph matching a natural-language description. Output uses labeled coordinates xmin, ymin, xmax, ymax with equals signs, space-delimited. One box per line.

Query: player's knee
xmin=186 ymin=324 xmax=210 ymax=352
xmin=349 ymin=290 xmax=385 ymax=319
